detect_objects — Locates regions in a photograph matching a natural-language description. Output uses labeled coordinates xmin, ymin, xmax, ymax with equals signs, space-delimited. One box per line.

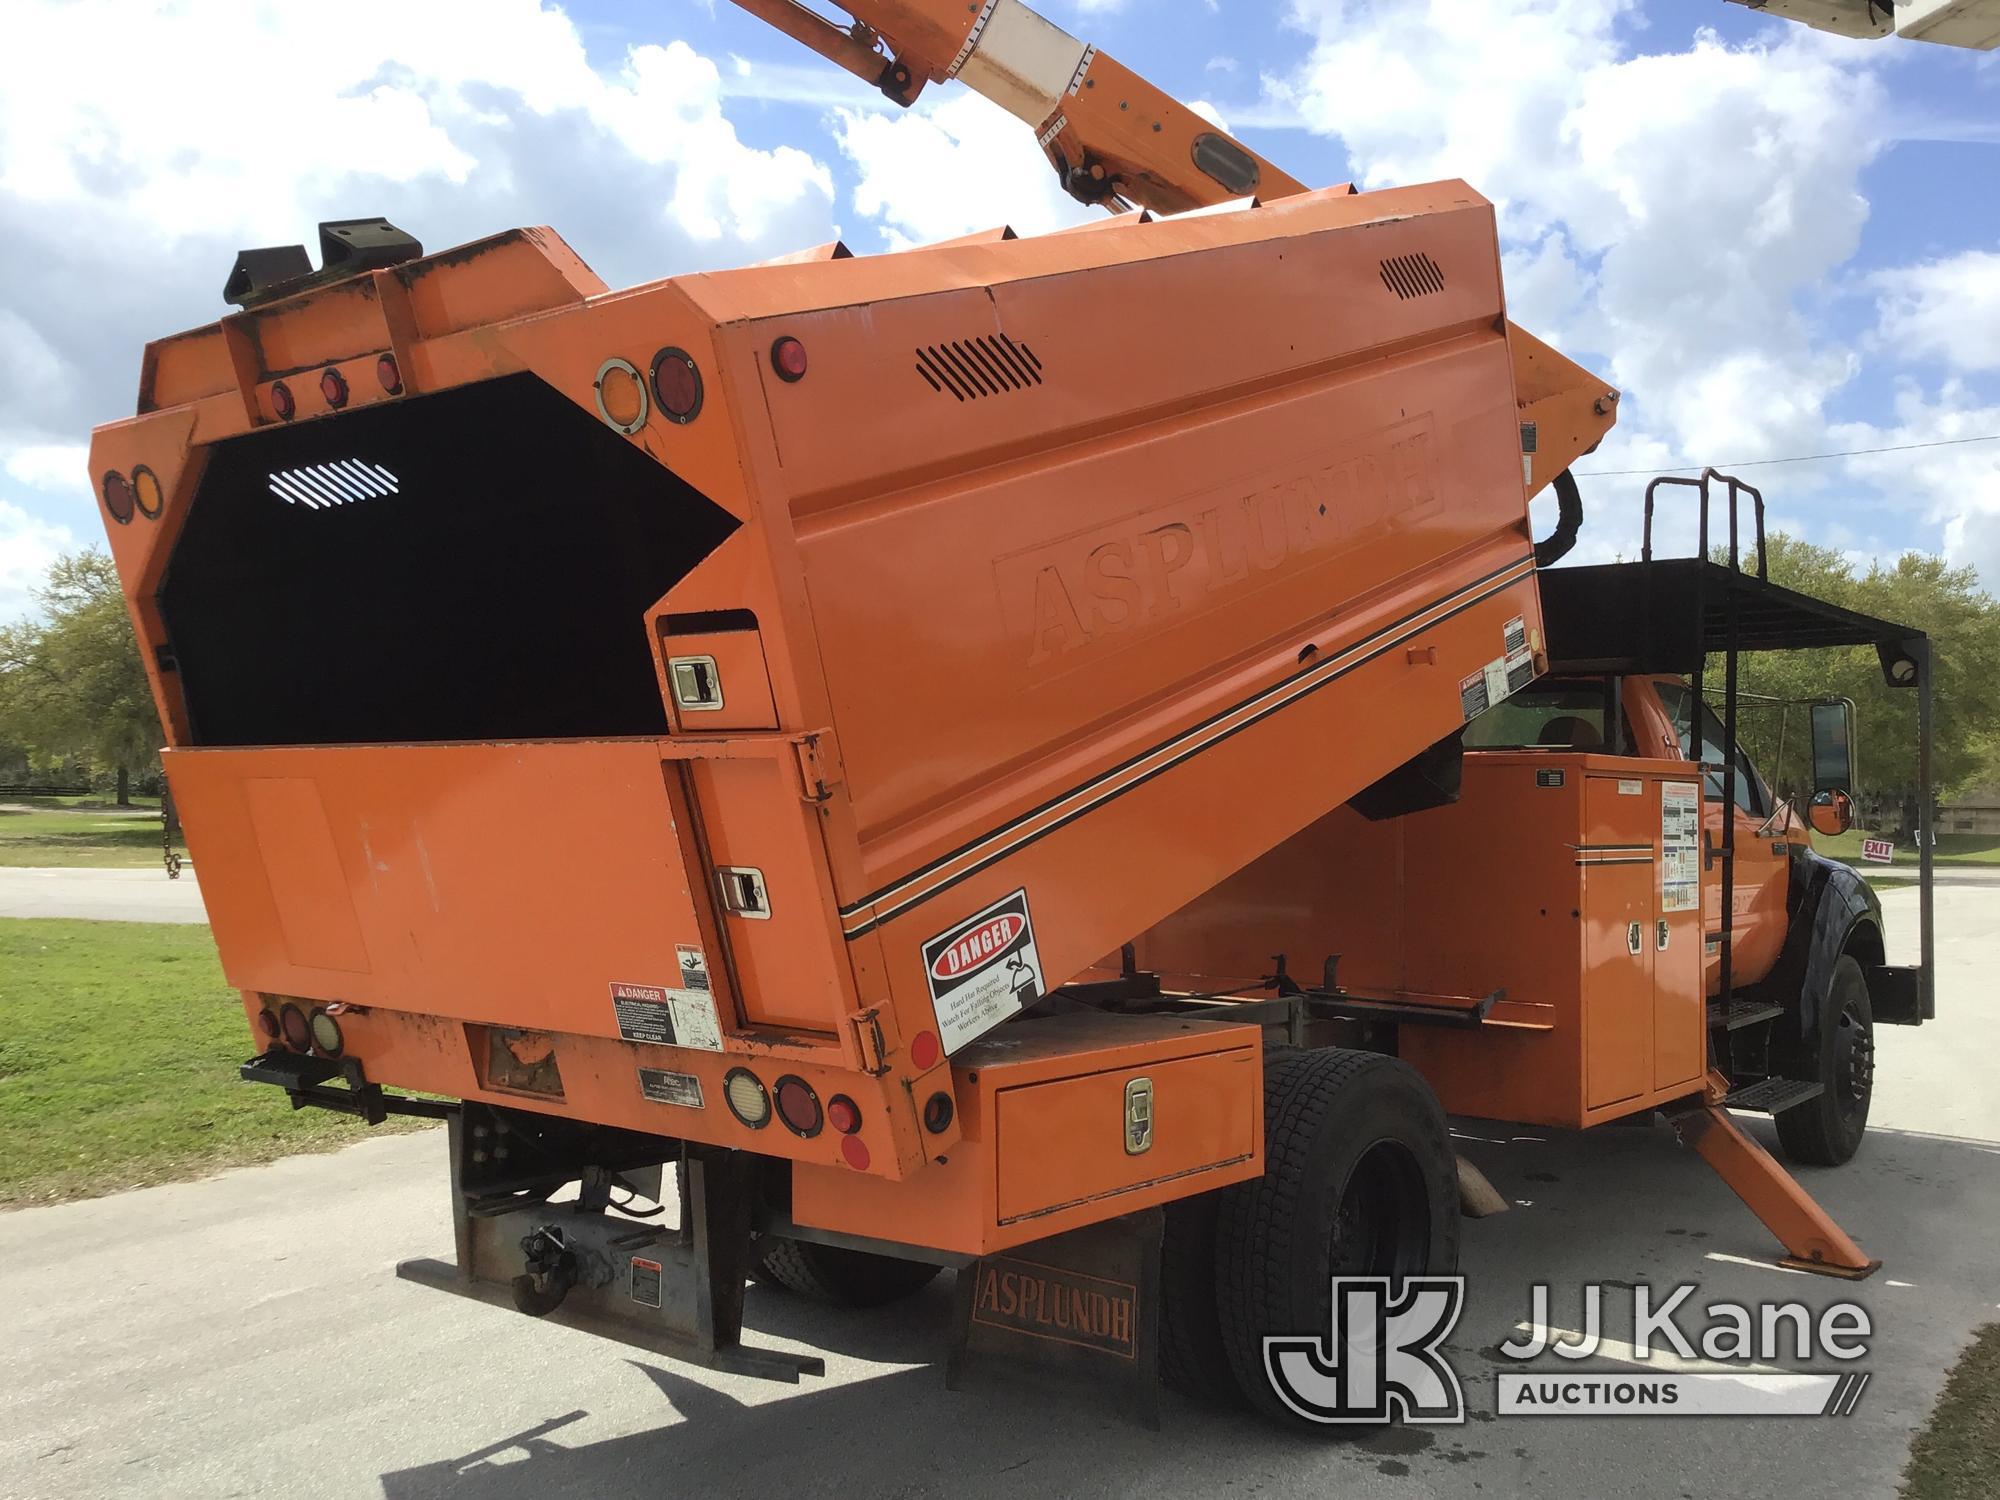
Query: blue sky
xmin=1 ymin=0 xmax=1996 ymax=615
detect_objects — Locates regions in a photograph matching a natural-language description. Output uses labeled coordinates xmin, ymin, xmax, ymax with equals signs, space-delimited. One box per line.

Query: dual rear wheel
xmin=1165 ymin=1047 xmax=1462 ymax=1424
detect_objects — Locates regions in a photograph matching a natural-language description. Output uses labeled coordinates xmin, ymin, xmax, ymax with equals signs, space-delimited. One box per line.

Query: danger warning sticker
xmin=611 ymin=981 xmax=724 ymax=1052
xmin=922 ymin=888 xmax=1045 ymax=1055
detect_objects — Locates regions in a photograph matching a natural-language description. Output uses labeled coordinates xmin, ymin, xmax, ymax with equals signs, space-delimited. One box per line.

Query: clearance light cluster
xmin=263 ymin=998 xmax=346 ymax=1058
xmin=270 ymin=357 xmax=402 ymax=424
xmin=723 ymin=1067 xmax=868 ymax=1168
xmin=99 ymin=465 xmax=165 ymax=526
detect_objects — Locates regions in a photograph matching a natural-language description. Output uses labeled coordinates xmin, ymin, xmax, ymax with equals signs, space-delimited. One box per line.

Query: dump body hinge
xmin=851 ymin=1007 xmax=891 ymax=1076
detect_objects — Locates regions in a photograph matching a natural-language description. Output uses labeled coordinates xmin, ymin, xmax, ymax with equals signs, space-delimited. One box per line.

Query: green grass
xmin=0 ymin=803 xmax=188 ymax=868
xmin=1904 ymin=1325 xmax=2000 ymax=1499
xmin=0 ymin=919 xmax=428 ymax=1207
xmin=1813 ymin=829 xmax=2000 ymax=868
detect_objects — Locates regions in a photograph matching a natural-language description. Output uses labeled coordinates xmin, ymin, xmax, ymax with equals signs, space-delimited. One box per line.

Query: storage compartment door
xmin=1582 ymin=796 xmax=1654 ymax=1110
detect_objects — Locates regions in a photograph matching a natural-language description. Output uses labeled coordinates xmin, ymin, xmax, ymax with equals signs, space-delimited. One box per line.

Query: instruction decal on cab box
xmin=1661 ymin=782 xmax=1701 ymax=912
xmin=922 ymin=888 xmax=1046 ymax=1054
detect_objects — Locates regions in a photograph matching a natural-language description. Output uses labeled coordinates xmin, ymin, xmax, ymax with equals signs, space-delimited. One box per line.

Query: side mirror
xmin=1809 ymin=698 xmax=1856 ymax=796
xmin=1809 ymin=789 xmax=1853 ymax=838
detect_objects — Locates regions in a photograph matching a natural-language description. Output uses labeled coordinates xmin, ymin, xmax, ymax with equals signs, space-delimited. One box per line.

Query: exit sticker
xmin=1861 ymin=838 xmax=1895 ymax=864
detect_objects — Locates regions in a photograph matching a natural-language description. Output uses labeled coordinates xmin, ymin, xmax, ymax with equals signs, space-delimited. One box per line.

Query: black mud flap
xmin=946 ymin=1209 xmax=1164 ymax=1428
xmin=396 ymin=1109 xmax=822 ymax=1384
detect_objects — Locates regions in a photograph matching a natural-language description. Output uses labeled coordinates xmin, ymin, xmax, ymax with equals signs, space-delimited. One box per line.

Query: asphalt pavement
xmin=0 ymin=885 xmax=1993 ymax=1499
xmin=0 ymin=866 xmax=209 ymax=923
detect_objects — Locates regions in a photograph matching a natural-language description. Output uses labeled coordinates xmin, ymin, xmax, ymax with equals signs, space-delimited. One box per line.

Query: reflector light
xmin=923 ymin=1090 xmax=955 ymax=1134
xmin=320 ymin=366 xmax=349 ymax=409
xmin=309 ymin=1008 xmax=344 ymax=1056
xmin=725 ymin=1068 xmax=772 ymax=1129
xmin=376 ymin=354 xmax=402 ymax=395
xmin=909 ymin=1031 xmax=941 ymax=1071
xmin=101 ymin=471 xmax=135 ymax=524
xmin=650 ymin=347 xmax=703 ymax=423
xmin=257 ymin=1008 xmax=280 ymax=1040
xmin=827 ymin=1095 xmax=861 ymax=1135
xmin=271 ymin=381 xmax=296 ymax=421
xmin=774 ymin=1075 xmax=823 ymax=1137
xmin=840 ymin=1135 xmax=870 ymax=1171
xmin=278 ymin=1003 xmax=311 ymax=1051
xmin=770 ymin=336 xmax=808 ymax=382
xmin=131 ymin=465 xmax=164 ymax=520
xmin=594 ymin=356 xmax=649 ymax=434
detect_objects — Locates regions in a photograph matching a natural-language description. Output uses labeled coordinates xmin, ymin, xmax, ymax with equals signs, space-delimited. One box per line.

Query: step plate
xmin=1708 ymin=999 xmax=1785 ymax=1032
xmin=1721 ymin=1077 xmax=1824 ymax=1114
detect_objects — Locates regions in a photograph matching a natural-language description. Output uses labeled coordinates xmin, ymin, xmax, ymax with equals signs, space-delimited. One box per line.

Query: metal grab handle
xmin=1641 ymin=467 xmax=1767 ymax=580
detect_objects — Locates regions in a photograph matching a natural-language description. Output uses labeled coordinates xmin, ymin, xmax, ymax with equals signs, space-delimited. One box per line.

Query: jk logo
xmin=1263 ymin=1277 xmax=1468 ymax=1424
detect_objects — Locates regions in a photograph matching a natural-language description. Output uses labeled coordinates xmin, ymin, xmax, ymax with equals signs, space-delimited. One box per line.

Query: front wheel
xmin=1214 ymin=1048 xmax=1461 ymax=1428
xmin=1776 ymin=954 xmax=1874 ymax=1167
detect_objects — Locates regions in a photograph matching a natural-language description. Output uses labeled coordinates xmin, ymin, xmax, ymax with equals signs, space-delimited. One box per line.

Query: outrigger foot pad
xmin=1668 ymin=1100 xmax=1880 ymax=1280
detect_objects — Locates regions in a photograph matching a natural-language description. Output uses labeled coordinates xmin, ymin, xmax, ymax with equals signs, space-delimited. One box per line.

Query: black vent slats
xmin=916 ymin=333 xmax=1044 ymax=401
xmin=1380 ymin=252 xmax=1446 ymax=300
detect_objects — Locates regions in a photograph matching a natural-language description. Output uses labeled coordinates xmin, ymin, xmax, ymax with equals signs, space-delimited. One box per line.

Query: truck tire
xmin=754 ymin=1238 xmax=942 ymax=1308
xmin=1159 ymin=1191 xmax=1239 ymax=1404
xmin=1158 ymin=1044 xmax=1301 ymax=1405
xmin=1776 ymin=955 xmax=1874 ymax=1167
xmin=1214 ymin=1048 xmax=1460 ymax=1428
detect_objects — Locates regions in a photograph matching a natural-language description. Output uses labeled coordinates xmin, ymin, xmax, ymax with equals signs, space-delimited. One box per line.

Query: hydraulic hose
xmin=1535 ymin=467 xmax=1584 ymax=568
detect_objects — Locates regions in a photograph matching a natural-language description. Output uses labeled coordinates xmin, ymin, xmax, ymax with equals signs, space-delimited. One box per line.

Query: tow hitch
xmin=395 ymin=1104 xmax=824 ymax=1383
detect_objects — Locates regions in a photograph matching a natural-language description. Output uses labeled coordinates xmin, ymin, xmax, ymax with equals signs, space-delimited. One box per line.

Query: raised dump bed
xmin=89 ymin=184 xmax=1608 ymax=1383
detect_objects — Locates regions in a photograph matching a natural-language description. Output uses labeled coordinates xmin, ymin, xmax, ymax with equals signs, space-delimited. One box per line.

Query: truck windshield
xmin=1462 ymin=681 xmax=1616 ymax=750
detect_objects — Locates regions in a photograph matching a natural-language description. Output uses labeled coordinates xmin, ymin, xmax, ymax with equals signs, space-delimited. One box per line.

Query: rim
xmin=1330 ymin=1139 xmax=1433 ymax=1279
xmin=1831 ymin=1002 xmax=1874 ymax=1125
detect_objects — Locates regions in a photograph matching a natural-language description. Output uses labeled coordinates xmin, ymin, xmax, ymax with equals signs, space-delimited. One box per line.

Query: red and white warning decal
xmin=610 ymin=980 xmax=723 ymax=1052
xmin=921 ymin=888 xmax=1044 ymax=1054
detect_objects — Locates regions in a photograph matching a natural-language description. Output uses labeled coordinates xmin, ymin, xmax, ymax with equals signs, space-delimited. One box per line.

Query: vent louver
xmin=915 ymin=334 xmax=1043 ymax=401
xmin=1380 ymin=253 xmax=1446 ymax=300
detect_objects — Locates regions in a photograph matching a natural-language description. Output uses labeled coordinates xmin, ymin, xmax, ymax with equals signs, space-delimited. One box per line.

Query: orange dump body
xmin=87 ymin=182 xmax=1612 ymax=1251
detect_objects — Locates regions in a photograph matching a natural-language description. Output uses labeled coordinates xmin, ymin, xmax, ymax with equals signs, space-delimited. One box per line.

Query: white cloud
xmin=835 ymin=92 xmax=1092 ymax=249
xmin=1276 ymin=3 xmax=1888 ymax=470
xmin=0 ymin=501 xmax=78 ymax=621
xmin=1873 ymin=247 xmax=2000 ymax=374
xmin=1829 ymin=382 xmax=2000 ymax=587
xmin=0 ymin=0 xmax=843 ymax=618
xmin=3 ymin=444 xmax=89 ymax=499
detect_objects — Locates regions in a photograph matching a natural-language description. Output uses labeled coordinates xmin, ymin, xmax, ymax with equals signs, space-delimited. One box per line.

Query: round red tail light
xmin=319 ymin=367 xmax=349 ymax=409
xmin=650 ymin=347 xmax=703 ymax=423
xmin=257 ymin=1008 xmax=280 ymax=1040
xmin=278 ymin=1003 xmax=311 ymax=1051
xmin=376 ymin=354 xmax=403 ymax=395
xmin=101 ymin=470 xmax=135 ymax=524
xmin=774 ymin=1076 xmax=823 ymax=1137
xmin=770 ymin=336 xmax=808 ymax=383
xmin=827 ymin=1095 xmax=862 ymax=1135
xmin=271 ymin=381 xmax=296 ymax=421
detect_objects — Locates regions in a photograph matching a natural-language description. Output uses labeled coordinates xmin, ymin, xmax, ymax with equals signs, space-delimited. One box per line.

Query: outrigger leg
xmin=1668 ymin=1081 xmax=1880 ymax=1280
